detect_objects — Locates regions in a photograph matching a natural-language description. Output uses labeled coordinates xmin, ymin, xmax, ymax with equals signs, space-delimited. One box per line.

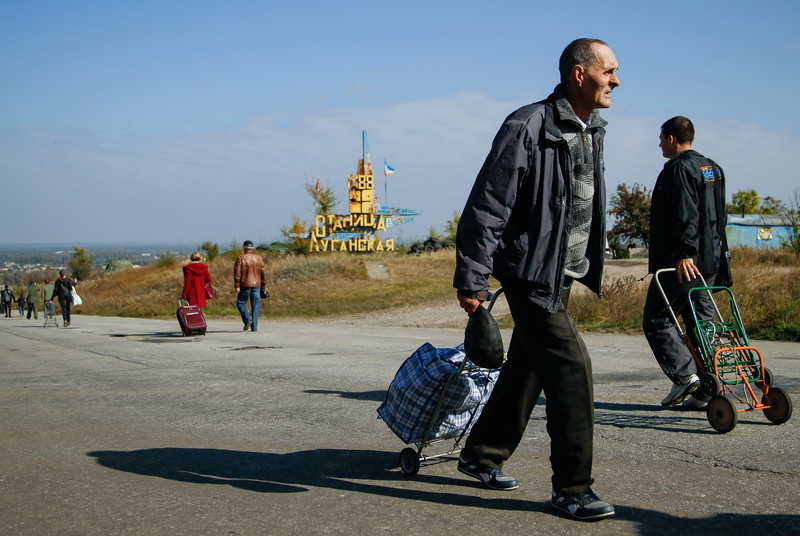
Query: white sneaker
xmin=661 ymin=374 xmax=700 ymax=406
xmin=681 ymin=394 xmax=709 ymax=409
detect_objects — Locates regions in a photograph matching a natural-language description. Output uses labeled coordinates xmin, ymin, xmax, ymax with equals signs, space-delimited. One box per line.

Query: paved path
xmin=1 ymin=314 xmax=798 ymax=535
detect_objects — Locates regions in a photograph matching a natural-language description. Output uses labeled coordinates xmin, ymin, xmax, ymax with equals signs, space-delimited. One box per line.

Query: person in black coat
xmin=643 ymin=116 xmax=727 ymax=409
xmin=453 ymin=38 xmax=619 ymax=521
xmin=52 ymin=269 xmax=75 ymax=327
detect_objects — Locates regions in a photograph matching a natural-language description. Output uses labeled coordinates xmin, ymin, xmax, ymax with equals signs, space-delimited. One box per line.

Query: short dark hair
xmin=559 ymin=38 xmax=608 ymax=84
xmin=661 ymin=116 xmax=695 ymax=144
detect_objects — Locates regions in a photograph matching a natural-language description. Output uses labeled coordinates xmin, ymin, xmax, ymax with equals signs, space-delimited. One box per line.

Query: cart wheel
xmin=706 ymin=396 xmax=737 ymax=434
xmin=762 ymin=387 xmax=792 ymax=425
xmin=762 ymin=367 xmax=774 ymax=388
xmin=700 ymin=373 xmax=722 ymax=398
xmin=399 ymin=448 xmax=420 ymax=476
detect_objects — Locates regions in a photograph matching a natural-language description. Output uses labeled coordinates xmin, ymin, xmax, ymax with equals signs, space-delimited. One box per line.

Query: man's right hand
xmin=675 ymin=257 xmax=700 ymax=283
xmin=457 ymin=293 xmax=482 ymax=316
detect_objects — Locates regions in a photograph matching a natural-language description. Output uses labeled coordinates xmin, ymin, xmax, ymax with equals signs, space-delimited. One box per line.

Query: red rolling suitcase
xmin=177 ymin=300 xmax=207 ymax=336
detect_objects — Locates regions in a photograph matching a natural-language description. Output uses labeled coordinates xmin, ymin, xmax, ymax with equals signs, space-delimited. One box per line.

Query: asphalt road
xmin=1 ymin=313 xmax=798 ymax=535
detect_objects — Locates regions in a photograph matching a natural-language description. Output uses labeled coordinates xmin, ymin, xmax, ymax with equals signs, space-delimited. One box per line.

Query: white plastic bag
xmin=71 ymin=288 xmax=82 ymax=306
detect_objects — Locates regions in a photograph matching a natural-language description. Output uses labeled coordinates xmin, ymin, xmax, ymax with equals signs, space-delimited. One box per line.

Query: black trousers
xmin=58 ymin=296 xmax=72 ymax=324
xmin=462 ymin=283 xmax=595 ymax=495
xmin=642 ymin=271 xmax=716 ymax=383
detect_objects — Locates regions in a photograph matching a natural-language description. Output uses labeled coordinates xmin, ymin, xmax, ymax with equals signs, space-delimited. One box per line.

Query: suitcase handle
xmin=178 ymin=299 xmax=189 ymax=307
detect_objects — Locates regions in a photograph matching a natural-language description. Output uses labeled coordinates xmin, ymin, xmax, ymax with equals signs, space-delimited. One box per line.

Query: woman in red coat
xmin=181 ymin=252 xmax=212 ymax=307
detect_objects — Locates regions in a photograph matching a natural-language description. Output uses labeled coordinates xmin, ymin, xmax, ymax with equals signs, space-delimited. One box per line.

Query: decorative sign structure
xmin=308 ymin=131 xmax=421 ymax=252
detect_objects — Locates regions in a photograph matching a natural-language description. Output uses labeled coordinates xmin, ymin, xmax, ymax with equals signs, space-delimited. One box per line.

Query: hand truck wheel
xmin=399 ymin=448 xmax=420 ymax=475
xmin=706 ymin=395 xmax=737 ymax=433
xmin=762 ymin=387 xmax=792 ymax=425
xmin=763 ymin=367 xmax=774 ymax=388
xmin=700 ymin=373 xmax=722 ymax=398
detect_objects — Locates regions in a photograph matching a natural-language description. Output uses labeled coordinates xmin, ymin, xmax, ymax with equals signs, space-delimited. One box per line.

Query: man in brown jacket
xmin=234 ymin=240 xmax=267 ymax=332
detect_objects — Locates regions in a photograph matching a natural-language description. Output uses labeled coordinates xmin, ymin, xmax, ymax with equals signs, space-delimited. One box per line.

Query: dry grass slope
xmin=73 ymin=248 xmax=799 ymax=341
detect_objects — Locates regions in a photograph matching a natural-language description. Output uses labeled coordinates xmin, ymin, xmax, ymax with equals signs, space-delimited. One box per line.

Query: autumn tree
xmin=608 ymin=183 xmax=651 ymax=247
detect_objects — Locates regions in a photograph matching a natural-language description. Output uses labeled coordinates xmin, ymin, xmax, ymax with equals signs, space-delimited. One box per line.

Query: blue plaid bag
xmin=377 ymin=343 xmax=499 ymax=444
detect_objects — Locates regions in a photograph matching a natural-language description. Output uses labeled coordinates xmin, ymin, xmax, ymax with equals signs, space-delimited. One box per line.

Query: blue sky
xmin=2 ymin=1 xmax=799 ymax=247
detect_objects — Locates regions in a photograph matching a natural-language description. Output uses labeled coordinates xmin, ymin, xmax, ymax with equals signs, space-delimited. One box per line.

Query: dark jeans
xmin=462 ymin=283 xmax=595 ymax=495
xmin=27 ymin=302 xmax=38 ymax=319
xmin=642 ymin=271 xmax=717 ymax=383
xmin=58 ymin=296 xmax=72 ymax=325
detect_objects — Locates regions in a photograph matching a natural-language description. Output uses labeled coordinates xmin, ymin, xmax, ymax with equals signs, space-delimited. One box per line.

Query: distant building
xmin=726 ymin=214 xmax=793 ymax=249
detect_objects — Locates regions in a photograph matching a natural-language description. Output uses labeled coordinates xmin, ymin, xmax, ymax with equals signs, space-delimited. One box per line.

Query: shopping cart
xmin=377 ymin=290 xmax=504 ymax=475
xmin=654 ymin=268 xmax=792 ymax=433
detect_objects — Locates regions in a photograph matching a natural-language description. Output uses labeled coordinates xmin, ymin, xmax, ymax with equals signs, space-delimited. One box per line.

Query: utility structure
xmin=309 ymin=131 xmax=420 ymax=252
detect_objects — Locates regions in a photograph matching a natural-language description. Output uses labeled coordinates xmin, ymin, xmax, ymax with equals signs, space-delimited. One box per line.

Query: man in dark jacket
xmin=453 ymin=38 xmax=619 ymax=521
xmin=1 ymin=285 xmax=14 ymax=317
xmin=643 ymin=116 xmax=727 ymax=408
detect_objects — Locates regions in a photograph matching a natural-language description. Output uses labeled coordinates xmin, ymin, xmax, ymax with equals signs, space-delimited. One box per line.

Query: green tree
xmin=157 ymin=250 xmax=177 ymax=267
xmin=728 ymin=189 xmax=760 ymax=216
xmin=759 ymin=196 xmax=786 ymax=215
xmin=305 ymin=176 xmax=338 ymax=215
xmin=281 ymin=215 xmax=311 ymax=255
xmin=223 ymin=239 xmax=241 ymax=260
xmin=608 ymin=183 xmax=651 ymax=247
xmin=443 ymin=210 xmax=460 ymax=243
xmin=200 ymin=241 xmax=220 ymax=261
xmin=68 ymin=246 xmax=94 ymax=281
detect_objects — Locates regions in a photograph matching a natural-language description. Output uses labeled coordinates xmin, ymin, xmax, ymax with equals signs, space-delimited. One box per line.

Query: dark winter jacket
xmin=454 ymin=85 xmax=607 ymax=313
xmin=53 ymin=276 xmax=74 ymax=301
xmin=648 ymin=149 xmax=726 ymax=275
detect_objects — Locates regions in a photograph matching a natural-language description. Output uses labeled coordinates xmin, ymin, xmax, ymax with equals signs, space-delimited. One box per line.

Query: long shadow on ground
xmin=88 ymin=447 xmax=798 ymax=535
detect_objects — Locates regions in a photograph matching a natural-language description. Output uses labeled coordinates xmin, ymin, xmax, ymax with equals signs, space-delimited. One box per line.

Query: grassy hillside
xmin=75 ymin=251 xmax=458 ymax=321
xmin=72 ymin=248 xmax=800 ymax=341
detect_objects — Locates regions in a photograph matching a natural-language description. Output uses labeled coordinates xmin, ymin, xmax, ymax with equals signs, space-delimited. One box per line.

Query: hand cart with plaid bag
xmin=377 ymin=291 xmax=504 ymax=475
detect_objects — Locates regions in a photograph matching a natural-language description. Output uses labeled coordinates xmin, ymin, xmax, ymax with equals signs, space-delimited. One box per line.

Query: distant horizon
xmin=0 ymin=242 xmax=202 ymax=251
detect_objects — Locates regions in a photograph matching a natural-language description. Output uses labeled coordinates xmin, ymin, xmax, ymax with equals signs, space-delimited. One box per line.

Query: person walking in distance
xmin=1 ymin=285 xmax=13 ymax=317
xmin=234 ymin=240 xmax=267 ymax=332
xmin=181 ymin=252 xmax=212 ymax=308
xmin=53 ymin=269 xmax=75 ymax=327
xmin=25 ymin=280 xmax=40 ymax=320
xmin=453 ymin=38 xmax=619 ymax=521
xmin=41 ymin=279 xmax=55 ymax=318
